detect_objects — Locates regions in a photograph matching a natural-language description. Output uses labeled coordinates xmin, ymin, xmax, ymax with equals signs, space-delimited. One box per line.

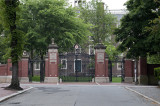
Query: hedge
xmin=154 ymin=67 xmax=160 ymax=80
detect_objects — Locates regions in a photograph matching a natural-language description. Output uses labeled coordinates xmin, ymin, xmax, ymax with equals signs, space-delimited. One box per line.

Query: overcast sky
xmin=68 ymin=0 xmax=128 ymax=10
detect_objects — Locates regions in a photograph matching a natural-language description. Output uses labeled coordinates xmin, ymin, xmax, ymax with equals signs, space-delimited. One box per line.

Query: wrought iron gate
xmin=59 ymin=51 xmax=95 ymax=82
xmin=28 ymin=58 xmax=45 ymax=82
xmin=108 ymin=58 xmax=125 ymax=82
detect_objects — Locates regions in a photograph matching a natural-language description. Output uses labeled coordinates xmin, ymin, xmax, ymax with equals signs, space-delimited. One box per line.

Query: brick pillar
xmin=94 ymin=44 xmax=109 ymax=83
xmin=138 ymin=57 xmax=148 ymax=85
xmin=105 ymin=59 xmax=109 ymax=78
xmin=18 ymin=52 xmax=29 ymax=83
xmin=45 ymin=39 xmax=59 ymax=83
xmin=124 ymin=59 xmax=134 ymax=83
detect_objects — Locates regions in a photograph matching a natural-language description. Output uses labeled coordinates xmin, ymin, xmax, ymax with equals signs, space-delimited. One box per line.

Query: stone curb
xmin=0 ymin=87 xmax=33 ymax=103
xmin=125 ymin=86 xmax=160 ymax=105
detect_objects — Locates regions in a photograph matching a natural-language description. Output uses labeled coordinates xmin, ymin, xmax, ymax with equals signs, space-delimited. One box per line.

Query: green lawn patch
xmin=59 ymin=76 xmax=93 ymax=82
xmin=32 ymin=76 xmax=40 ymax=82
xmin=112 ymin=77 xmax=122 ymax=83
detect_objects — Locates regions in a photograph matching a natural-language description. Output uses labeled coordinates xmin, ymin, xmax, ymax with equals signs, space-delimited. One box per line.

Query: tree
xmin=20 ymin=0 xmax=90 ymax=56
xmin=0 ymin=0 xmax=25 ymax=90
xmin=79 ymin=0 xmax=117 ymax=44
xmin=114 ymin=0 xmax=160 ymax=59
xmin=19 ymin=0 xmax=90 ymax=80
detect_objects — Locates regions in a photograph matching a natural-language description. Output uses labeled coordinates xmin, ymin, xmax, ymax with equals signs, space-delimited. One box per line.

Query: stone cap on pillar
xmin=94 ymin=43 xmax=106 ymax=49
xmin=22 ymin=51 xmax=29 ymax=58
xmin=48 ymin=38 xmax=58 ymax=49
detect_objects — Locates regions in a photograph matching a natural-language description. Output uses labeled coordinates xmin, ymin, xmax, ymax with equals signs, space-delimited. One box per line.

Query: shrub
xmin=154 ymin=67 xmax=160 ymax=80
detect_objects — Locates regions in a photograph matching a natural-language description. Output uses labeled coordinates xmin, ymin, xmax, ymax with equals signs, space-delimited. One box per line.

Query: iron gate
xmin=28 ymin=58 xmax=45 ymax=82
xmin=59 ymin=51 xmax=95 ymax=82
xmin=108 ymin=58 xmax=125 ymax=82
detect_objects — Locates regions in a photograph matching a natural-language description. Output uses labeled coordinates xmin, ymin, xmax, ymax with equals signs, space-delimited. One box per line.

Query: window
xmin=35 ymin=62 xmax=40 ymax=70
xmin=89 ymin=45 xmax=95 ymax=55
xmin=117 ymin=63 xmax=122 ymax=70
xmin=61 ymin=59 xmax=67 ymax=69
xmin=74 ymin=59 xmax=82 ymax=72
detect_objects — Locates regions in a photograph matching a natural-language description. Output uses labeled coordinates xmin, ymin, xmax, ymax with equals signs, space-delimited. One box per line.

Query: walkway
xmin=0 ymin=83 xmax=160 ymax=106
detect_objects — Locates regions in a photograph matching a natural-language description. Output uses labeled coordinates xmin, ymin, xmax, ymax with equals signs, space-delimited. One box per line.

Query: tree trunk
xmin=5 ymin=0 xmax=22 ymax=90
xmin=7 ymin=62 xmax=22 ymax=90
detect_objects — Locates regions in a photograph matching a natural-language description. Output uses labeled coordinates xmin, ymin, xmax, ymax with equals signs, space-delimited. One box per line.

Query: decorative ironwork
xmin=28 ymin=56 xmax=45 ymax=82
xmin=108 ymin=57 xmax=125 ymax=82
xmin=59 ymin=48 xmax=95 ymax=82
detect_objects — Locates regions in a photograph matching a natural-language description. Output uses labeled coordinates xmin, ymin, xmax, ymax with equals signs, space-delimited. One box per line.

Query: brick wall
xmin=125 ymin=60 xmax=134 ymax=77
xmin=0 ymin=64 xmax=7 ymax=76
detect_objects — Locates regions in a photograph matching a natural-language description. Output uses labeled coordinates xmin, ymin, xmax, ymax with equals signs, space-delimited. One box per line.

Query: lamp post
xmin=133 ymin=59 xmax=137 ymax=84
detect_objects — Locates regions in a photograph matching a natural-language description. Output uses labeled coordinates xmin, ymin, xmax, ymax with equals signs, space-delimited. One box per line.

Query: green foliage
xmin=79 ymin=0 xmax=117 ymax=44
xmin=105 ymin=44 xmax=120 ymax=61
xmin=114 ymin=0 xmax=160 ymax=59
xmin=147 ymin=54 xmax=160 ymax=64
xmin=59 ymin=76 xmax=92 ymax=82
xmin=20 ymin=0 xmax=90 ymax=55
xmin=112 ymin=77 xmax=122 ymax=83
xmin=154 ymin=67 xmax=160 ymax=80
xmin=0 ymin=0 xmax=25 ymax=62
xmin=32 ymin=76 xmax=40 ymax=82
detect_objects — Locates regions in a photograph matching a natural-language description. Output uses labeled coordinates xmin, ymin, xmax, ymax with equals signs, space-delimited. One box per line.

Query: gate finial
xmin=51 ymin=38 xmax=54 ymax=44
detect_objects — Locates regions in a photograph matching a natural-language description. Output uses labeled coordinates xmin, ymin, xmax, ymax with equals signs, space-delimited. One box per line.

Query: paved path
xmin=0 ymin=83 xmax=159 ymax=106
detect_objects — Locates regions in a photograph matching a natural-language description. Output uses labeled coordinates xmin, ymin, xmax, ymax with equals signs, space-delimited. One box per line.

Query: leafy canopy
xmin=20 ymin=0 xmax=90 ymax=55
xmin=114 ymin=0 xmax=160 ymax=59
xmin=79 ymin=0 xmax=117 ymax=44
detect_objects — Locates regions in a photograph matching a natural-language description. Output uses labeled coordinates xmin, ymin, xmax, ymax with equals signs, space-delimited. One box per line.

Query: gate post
xmin=124 ymin=59 xmax=134 ymax=83
xmin=94 ymin=43 xmax=109 ymax=83
xmin=44 ymin=39 xmax=59 ymax=83
xmin=138 ymin=57 xmax=148 ymax=85
xmin=18 ymin=51 xmax=29 ymax=82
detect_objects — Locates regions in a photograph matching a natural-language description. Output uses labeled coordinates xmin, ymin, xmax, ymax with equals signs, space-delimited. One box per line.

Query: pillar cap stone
xmin=94 ymin=43 xmax=106 ymax=49
xmin=48 ymin=38 xmax=58 ymax=49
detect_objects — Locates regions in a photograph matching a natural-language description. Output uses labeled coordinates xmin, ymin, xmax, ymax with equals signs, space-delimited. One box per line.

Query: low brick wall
xmin=0 ymin=64 xmax=7 ymax=76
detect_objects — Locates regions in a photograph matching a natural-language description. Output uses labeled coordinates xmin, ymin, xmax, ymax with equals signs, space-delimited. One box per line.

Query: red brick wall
xmin=0 ymin=64 xmax=7 ymax=76
xmin=45 ymin=59 xmax=49 ymax=77
xmin=0 ymin=58 xmax=29 ymax=77
xmin=125 ymin=60 xmax=134 ymax=77
xmin=95 ymin=52 xmax=106 ymax=77
xmin=7 ymin=59 xmax=12 ymax=75
xmin=138 ymin=58 xmax=147 ymax=76
xmin=47 ymin=51 xmax=58 ymax=77
xmin=18 ymin=59 xmax=28 ymax=77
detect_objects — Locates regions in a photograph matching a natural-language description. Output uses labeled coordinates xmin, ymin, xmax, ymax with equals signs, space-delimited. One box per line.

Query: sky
xmin=69 ymin=0 xmax=128 ymax=10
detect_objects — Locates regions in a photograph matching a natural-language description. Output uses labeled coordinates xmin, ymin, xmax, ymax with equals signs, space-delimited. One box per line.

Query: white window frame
xmin=34 ymin=62 xmax=40 ymax=70
xmin=74 ymin=59 xmax=82 ymax=72
xmin=117 ymin=63 xmax=122 ymax=70
xmin=61 ymin=59 xmax=67 ymax=69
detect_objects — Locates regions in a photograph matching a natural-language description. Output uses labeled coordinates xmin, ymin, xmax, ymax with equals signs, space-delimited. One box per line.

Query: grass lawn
xmin=59 ymin=76 xmax=93 ymax=82
xmin=32 ymin=76 xmax=40 ymax=82
xmin=112 ymin=77 xmax=122 ymax=83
